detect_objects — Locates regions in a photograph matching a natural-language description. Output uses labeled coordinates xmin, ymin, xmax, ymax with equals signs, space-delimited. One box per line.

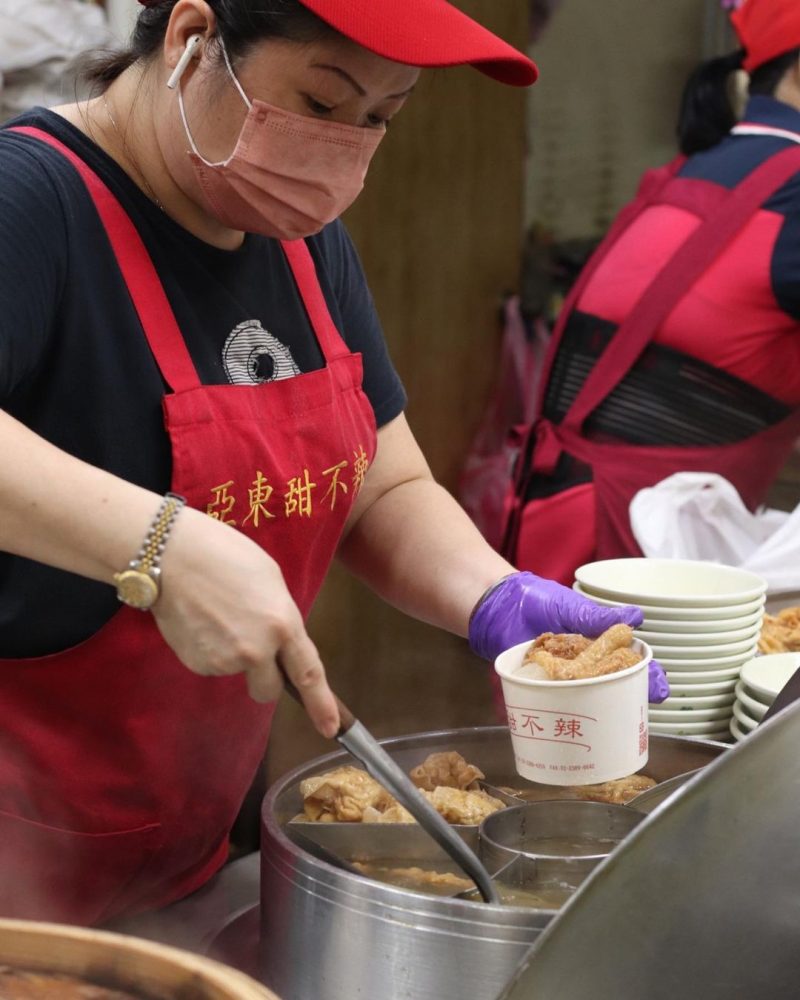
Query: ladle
xmin=280 ymin=673 xmax=500 ymax=904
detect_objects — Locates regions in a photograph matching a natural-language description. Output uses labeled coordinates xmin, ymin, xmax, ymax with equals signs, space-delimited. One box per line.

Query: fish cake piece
xmin=573 ymin=774 xmax=657 ymax=804
xmin=524 ymin=632 xmax=593 ymax=662
xmin=777 ymin=606 xmax=800 ymax=628
xmin=300 ymin=766 xmax=394 ymax=822
xmin=571 ymin=624 xmax=634 ymax=670
xmin=362 ymin=802 xmax=416 ymax=824
xmin=759 ymin=608 xmax=800 ymax=653
xmin=593 ymin=646 xmax=642 ymax=674
xmin=351 ymin=863 xmax=473 ymax=894
xmin=422 ymin=786 xmax=505 ymax=825
xmin=530 ymin=624 xmax=635 ymax=680
xmin=409 ymin=751 xmax=484 ymax=791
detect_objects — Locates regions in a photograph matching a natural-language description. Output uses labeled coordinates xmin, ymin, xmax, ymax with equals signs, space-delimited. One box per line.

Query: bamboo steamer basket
xmin=0 ymin=919 xmax=279 ymax=999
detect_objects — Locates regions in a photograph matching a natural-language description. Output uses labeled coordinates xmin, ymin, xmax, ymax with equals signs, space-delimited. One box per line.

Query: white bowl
xmin=667 ymin=669 xmax=742 ymax=685
xmin=575 ymin=558 xmax=767 ymax=608
xmin=740 ymin=653 xmax=800 ymax=702
xmin=649 ymin=705 xmax=734 ymax=723
xmin=661 ymin=691 xmax=735 ymax=709
xmin=734 ymin=681 xmax=768 ymax=720
xmin=573 ymin=583 xmax=765 ymax=621
xmin=667 ymin=679 xmax=738 ymax=696
xmin=638 ymin=610 xmax=764 ymax=634
xmin=658 ymin=648 xmax=757 ymax=671
xmin=636 ymin=624 xmax=761 ymax=646
xmin=685 ymin=731 xmax=732 ymax=742
xmin=729 ymin=715 xmax=750 ymax=742
xmin=649 ymin=718 xmax=731 ymax=735
xmin=731 ymin=699 xmax=759 ymax=732
xmin=647 ymin=637 xmax=759 ymax=659
xmin=666 ymin=668 xmax=740 ymax=684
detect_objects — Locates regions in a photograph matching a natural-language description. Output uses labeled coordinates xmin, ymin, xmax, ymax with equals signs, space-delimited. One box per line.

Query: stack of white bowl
xmin=730 ymin=652 xmax=800 ymax=742
xmin=574 ymin=558 xmax=767 ymax=741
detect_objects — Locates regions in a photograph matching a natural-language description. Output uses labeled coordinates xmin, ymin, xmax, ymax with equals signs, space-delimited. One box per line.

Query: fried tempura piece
xmin=590 ymin=647 xmax=642 ymax=674
xmin=573 ymin=774 xmax=657 ymax=804
xmin=524 ymin=633 xmax=592 ymax=663
xmin=529 ymin=624 xmax=635 ymax=680
xmin=299 ymin=759 xmax=503 ymax=826
xmin=409 ymin=751 xmax=484 ymax=791
xmin=421 ymin=786 xmax=505 ymax=825
xmin=351 ymin=862 xmax=473 ymax=894
xmin=759 ymin=607 xmax=800 ymax=653
xmin=759 ymin=630 xmax=784 ymax=654
xmin=300 ymin=766 xmax=394 ymax=822
xmin=362 ymin=802 xmax=416 ymax=824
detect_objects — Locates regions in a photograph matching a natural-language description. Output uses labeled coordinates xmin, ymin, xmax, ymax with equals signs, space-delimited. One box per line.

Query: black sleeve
xmin=310 ymin=220 xmax=407 ymax=428
xmin=0 ymin=132 xmax=67 ymax=398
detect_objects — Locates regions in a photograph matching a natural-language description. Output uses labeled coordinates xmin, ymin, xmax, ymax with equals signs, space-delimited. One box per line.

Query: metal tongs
xmin=280 ymin=672 xmax=500 ymax=904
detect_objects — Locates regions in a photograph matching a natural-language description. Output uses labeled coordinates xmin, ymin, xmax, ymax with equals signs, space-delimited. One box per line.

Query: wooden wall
xmin=265 ymin=3 xmax=530 ymax=782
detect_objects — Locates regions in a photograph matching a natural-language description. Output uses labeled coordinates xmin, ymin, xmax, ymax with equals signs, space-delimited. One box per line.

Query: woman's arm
xmin=339 ymin=414 xmax=670 ymax=703
xmin=338 ymin=413 xmax=514 ymax=635
xmin=0 ymin=408 xmax=339 ymax=735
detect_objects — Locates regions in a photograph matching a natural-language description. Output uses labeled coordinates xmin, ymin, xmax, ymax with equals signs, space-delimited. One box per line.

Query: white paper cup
xmin=494 ymin=638 xmax=651 ymax=786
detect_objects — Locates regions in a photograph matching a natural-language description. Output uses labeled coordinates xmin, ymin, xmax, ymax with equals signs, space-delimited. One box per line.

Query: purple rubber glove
xmin=469 ymin=571 xmax=670 ymax=704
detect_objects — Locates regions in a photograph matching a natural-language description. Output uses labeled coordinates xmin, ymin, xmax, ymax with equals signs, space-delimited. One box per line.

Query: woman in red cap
xmin=0 ymin=0 xmax=667 ymax=925
xmin=504 ymin=0 xmax=800 ymax=586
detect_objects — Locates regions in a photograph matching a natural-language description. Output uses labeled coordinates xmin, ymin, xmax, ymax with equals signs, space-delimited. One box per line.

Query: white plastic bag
xmin=630 ymin=472 xmax=800 ymax=596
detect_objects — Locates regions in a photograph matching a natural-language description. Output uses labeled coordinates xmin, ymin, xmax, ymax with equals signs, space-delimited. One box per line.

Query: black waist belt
xmin=543 ymin=310 xmax=791 ymax=447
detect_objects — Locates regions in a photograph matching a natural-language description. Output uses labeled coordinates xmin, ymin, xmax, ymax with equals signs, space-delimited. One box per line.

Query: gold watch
xmin=113 ymin=492 xmax=186 ymax=610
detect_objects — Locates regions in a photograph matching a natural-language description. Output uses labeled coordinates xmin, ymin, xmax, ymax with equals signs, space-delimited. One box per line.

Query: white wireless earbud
xmin=166 ymin=34 xmax=203 ymax=90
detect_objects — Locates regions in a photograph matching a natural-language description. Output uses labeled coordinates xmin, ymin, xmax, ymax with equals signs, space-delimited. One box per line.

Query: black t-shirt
xmin=0 ymin=108 xmax=406 ymax=656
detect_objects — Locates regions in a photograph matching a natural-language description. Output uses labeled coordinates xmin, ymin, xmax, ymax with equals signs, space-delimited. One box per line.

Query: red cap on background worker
xmin=728 ymin=0 xmax=800 ymax=72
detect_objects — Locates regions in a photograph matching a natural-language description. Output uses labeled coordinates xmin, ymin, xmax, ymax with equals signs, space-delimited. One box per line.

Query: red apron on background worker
xmin=504 ymin=0 xmax=800 ymax=587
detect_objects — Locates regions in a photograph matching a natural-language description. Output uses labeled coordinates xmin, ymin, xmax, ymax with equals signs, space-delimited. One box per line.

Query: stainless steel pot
xmin=478 ymin=799 xmax=645 ymax=891
xmin=259 ymin=726 xmax=724 ymax=1000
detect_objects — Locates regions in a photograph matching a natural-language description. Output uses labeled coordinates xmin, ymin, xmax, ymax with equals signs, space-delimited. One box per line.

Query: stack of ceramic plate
xmin=730 ymin=653 xmax=800 ymax=742
xmin=574 ymin=558 xmax=767 ymax=741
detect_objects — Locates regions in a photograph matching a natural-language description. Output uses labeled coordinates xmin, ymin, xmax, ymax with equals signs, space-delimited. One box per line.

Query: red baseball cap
xmin=730 ymin=0 xmax=800 ymax=73
xmin=296 ymin=0 xmax=538 ymax=86
xmin=139 ymin=0 xmax=538 ymax=85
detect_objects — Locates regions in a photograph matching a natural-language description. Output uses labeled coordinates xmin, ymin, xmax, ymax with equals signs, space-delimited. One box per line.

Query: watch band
xmin=113 ymin=492 xmax=187 ymax=609
xmin=134 ymin=491 xmax=186 ymax=577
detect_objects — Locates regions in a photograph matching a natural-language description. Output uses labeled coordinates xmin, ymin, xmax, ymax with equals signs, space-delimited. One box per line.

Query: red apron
xmin=0 ymin=128 xmax=377 ymax=925
xmin=505 ymin=141 xmax=800 ymax=585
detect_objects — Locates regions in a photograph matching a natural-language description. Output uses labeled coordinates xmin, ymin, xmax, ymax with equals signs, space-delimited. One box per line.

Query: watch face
xmin=115 ymin=569 xmax=159 ymax=610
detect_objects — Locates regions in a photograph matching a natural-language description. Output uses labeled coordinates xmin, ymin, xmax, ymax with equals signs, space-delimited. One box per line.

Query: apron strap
xmin=509 ymin=156 xmax=687 ymax=500
xmin=532 ymin=155 xmax=688 ymax=416
xmin=562 ymin=144 xmax=800 ymax=430
xmin=279 ymin=239 xmax=352 ymax=362
xmin=10 ymin=126 xmax=201 ymax=393
xmin=11 ymin=128 xmax=350 ymax=386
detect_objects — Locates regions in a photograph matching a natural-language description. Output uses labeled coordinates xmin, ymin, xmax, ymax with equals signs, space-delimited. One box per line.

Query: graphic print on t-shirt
xmin=222 ymin=319 xmax=302 ymax=384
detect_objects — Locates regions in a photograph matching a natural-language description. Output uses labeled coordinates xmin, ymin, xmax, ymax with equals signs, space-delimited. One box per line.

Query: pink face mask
xmin=178 ymin=42 xmax=385 ymax=239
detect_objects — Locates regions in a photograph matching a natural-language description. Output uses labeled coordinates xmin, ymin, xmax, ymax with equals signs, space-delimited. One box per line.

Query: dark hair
xmin=677 ymin=46 xmax=800 ymax=156
xmin=83 ymin=0 xmax=335 ymax=88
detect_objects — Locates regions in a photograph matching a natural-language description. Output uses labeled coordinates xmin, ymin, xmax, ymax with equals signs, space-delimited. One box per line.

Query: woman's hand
xmin=468 ymin=571 xmax=670 ymax=703
xmin=0 ymin=411 xmax=337 ymax=734
xmin=152 ymin=506 xmax=340 ymax=737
